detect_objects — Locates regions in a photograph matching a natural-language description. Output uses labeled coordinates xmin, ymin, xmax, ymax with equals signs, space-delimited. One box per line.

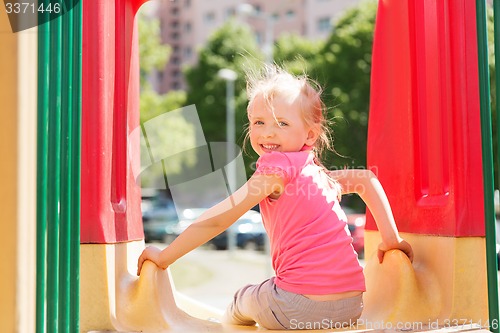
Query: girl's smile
xmin=248 ymin=95 xmax=318 ymax=156
xmin=260 ymin=144 xmax=281 ymax=152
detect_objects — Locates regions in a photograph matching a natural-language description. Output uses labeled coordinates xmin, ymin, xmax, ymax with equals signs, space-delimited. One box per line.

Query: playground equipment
xmin=0 ymin=0 xmax=498 ymax=332
xmin=363 ymin=0 xmax=494 ymax=325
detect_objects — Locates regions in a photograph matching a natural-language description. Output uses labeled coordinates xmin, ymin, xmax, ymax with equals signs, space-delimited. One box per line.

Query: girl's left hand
xmin=377 ymin=239 xmax=414 ymax=264
xmin=137 ymin=246 xmax=166 ymax=276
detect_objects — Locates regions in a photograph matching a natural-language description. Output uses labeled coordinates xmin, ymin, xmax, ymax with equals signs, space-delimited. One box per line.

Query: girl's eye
xmin=278 ymin=121 xmax=288 ymax=127
xmin=254 ymin=120 xmax=264 ymax=125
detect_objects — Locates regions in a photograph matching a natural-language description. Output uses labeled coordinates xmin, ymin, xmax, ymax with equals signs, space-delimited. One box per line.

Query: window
xmin=255 ymin=31 xmax=263 ymax=45
xmin=157 ymin=71 xmax=164 ymax=82
xmin=317 ymin=17 xmax=331 ymax=32
xmin=184 ymin=47 xmax=192 ymax=59
xmin=286 ymin=10 xmax=295 ymax=20
xmin=160 ymin=18 xmax=165 ymax=33
xmin=204 ymin=12 xmax=215 ymax=24
xmin=171 ymin=57 xmax=180 ymax=65
xmin=184 ymin=22 xmax=192 ymax=32
xmin=226 ymin=7 xmax=235 ymax=18
xmin=171 ymin=69 xmax=180 ymax=78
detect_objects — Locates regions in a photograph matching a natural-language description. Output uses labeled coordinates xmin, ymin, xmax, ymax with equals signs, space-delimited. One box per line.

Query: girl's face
xmin=248 ymin=94 xmax=318 ymax=156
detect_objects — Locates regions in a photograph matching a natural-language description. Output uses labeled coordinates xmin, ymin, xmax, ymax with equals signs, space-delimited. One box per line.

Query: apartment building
xmin=144 ymin=0 xmax=362 ymax=93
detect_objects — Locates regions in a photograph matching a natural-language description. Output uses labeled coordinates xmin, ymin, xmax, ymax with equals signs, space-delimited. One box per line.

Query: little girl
xmin=137 ymin=65 xmax=413 ymax=330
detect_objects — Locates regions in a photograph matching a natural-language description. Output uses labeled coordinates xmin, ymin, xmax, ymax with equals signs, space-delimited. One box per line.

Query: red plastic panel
xmin=81 ymin=0 xmax=147 ymax=243
xmin=366 ymin=0 xmax=485 ymax=236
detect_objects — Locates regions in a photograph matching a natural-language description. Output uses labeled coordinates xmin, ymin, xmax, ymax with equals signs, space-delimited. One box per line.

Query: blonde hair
xmin=245 ymin=65 xmax=342 ymax=198
xmin=246 ymin=64 xmax=333 ymax=160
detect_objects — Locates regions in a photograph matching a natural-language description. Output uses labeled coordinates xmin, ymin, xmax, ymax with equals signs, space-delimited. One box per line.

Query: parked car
xmin=343 ymin=207 xmax=366 ymax=259
xmin=171 ymin=208 xmax=209 ymax=235
xmin=210 ymin=210 xmax=267 ymax=251
xmin=142 ymin=196 xmax=179 ymax=243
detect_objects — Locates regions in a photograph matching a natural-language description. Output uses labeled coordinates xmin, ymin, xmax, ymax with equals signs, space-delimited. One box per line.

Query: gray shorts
xmin=222 ymin=277 xmax=363 ymax=330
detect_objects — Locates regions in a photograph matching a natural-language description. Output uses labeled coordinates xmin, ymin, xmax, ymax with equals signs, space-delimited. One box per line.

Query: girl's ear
xmin=305 ymin=126 xmax=320 ymax=146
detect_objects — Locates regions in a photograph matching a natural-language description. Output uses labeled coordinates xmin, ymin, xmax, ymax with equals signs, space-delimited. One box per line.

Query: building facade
xmin=143 ymin=0 xmax=362 ymax=93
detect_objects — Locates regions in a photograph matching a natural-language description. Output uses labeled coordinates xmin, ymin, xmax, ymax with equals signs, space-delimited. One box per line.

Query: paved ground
xmin=168 ymin=246 xmax=274 ymax=310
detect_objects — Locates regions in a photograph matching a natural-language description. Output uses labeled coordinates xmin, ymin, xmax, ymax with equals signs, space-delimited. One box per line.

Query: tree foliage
xmin=183 ymin=5 xmax=377 ymax=180
xmin=138 ymin=11 xmax=171 ymax=90
xmin=273 ymin=34 xmax=322 ymax=75
xmin=138 ymin=12 xmax=189 ymax=187
xmin=139 ymin=1 xmax=500 ymax=204
xmin=314 ymin=1 xmax=377 ymax=170
xmin=184 ymin=19 xmax=264 ymax=175
xmin=263 ymin=2 xmax=376 ymax=211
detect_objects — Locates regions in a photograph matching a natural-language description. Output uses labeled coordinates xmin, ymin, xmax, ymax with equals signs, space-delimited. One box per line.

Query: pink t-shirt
xmin=255 ymin=151 xmax=366 ymax=295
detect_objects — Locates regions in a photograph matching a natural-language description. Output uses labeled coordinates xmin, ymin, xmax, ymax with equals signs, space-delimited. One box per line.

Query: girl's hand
xmin=137 ymin=246 xmax=166 ymax=276
xmin=377 ymin=239 xmax=414 ymax=264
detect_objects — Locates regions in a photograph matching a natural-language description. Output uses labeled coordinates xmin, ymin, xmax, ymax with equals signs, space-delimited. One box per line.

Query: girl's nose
xmin=262 ymin=127 xmax=275 ymax=138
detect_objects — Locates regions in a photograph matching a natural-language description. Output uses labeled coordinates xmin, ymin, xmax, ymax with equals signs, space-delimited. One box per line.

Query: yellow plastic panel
xmin=81 ymin=236 xmax=489 ymax=332
xmin=363 ymin=231 xmax=488 ymax=326
xmin=81 ymin=242 xmax=223 ymax=332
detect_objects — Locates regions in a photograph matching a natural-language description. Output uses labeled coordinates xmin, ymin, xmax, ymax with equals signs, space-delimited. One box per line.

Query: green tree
xmin=139 ymin=89 xmax=187 ymax=123
xmin=273 ymin=33 xmax=322 ymax=75
xmin=138 ymin=11 xmax=170 ymax=90
xmin=184 ymin=19 xmax=264 ymax=175
xmin=315 ymin=0 xmax=377 ymax=170
xmin=137 ymin=10 xmax=187 ymax=122
xmin=138 ymin=12 xmax=189 ymax=188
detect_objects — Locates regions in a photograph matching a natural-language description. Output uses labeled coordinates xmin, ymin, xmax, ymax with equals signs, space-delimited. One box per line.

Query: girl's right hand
xmin=137 ymin=246 xmax=167 ymax=276
xmin=377 ymin=239 xmax=414 ymax=264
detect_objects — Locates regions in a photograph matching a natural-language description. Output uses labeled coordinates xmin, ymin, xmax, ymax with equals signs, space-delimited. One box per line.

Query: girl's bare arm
xmin=329 ymin=169 xmax=413 ymax=263
xmin=137 ymin=173 xmax=283 ymax=275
